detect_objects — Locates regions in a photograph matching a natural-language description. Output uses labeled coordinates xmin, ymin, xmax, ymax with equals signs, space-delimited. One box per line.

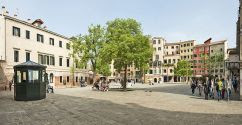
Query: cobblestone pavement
xmin=0 ymin=83 xmax=242 ymax=125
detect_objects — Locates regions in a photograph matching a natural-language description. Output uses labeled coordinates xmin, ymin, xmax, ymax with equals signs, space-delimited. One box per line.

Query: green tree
xmin=174 ymin=60 xmax=192 ymax=83
xmin=71 ymin=24 xmax=110 ymax=84
xmin=207 ymin=53 xmax=224 ymax=76
xmin=69 ymin=37 xmax=79 ymax=86
xmin=103 ymin=18 xmax=153 ymax=90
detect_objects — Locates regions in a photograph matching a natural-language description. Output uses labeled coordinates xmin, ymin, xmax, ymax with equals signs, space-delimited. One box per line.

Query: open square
xmin=1 ymin=83 xmax=241 ymax=125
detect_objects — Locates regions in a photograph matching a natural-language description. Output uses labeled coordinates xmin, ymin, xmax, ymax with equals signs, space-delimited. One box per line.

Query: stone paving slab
xmin=55 ymin=83 xmax=242 ymax=114
xmin=0 ymin=84 xmax=242 ymax=125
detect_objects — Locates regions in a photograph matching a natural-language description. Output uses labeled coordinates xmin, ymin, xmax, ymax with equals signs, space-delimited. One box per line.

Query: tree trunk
xmin=92 ymin=71 xmax=96 ymax=85
xmin=143 ymin=69 xmax=145 ymax=84
xmin=123 ymin=65 xmax=127 ymax=91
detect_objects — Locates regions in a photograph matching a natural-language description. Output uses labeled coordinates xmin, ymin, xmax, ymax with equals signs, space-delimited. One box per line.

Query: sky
xmin=0 ymin=0 xmax=239 ymax=48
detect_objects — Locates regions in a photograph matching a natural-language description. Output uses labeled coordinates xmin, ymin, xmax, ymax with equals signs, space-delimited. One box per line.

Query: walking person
xmin=226 ymin=77 xmax=232 ymax=101
xmin=210 ymin=78 xmax=215 ymax=99
xmin=217 ymin=78 xmax=223 ymax=101
xmin=190 ymin=79 xmax=196 ymax=95
xmin=221 ymin=78 xmax=226 ymax=99
xmin=232 ymin=76 xmax=238 ymax=93
xmin=198 ymin=79 xmax=202 ymax=96
xmin=204 ymin=77 xmax=209 ymax=100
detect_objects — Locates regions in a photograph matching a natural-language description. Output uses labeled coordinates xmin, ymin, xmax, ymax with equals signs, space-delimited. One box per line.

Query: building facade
xmin=192 ymin=38 xmax=228 ymax=78
xmin=163 ymin=43 xmax=180 ymax=82
xmin=208 ymin=40 xmax=228 ymax=77
xmin=179 ymin=40 xmax=195 ymax=62
xmin=193 ymin=38 xmax=211 ymax=77
xmin=0 ymin=8 xmax=89 ymax=89
xmin=145 ymin=37 xmax=165 ymax=83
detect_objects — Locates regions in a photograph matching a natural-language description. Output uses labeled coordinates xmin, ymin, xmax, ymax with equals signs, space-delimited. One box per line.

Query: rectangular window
xmin=26 ymin=52 xmax=30 ymax=61
xmin=173 ymin=59 xmax=176 ymax=64
xmin=59 ymin=41 xmax=62 ymax=48
xmin=149 ymin=70 xmax=153 ymax=74
xmin=14 ymin=50 xmax=19 ymax=62
xmin=13 ymin=26 xmax=20 ymax=37
xmin=50 ymin=56 xmax=55 ymax=66
xmin=66 ymin=43 xmax=70 ymax=50
xmin=26 ymin=30 xmax=30 ymax=39
xmin=46 ymin=56 xmax=50 ymax=65
xmin=28 ymin=70 xmax=39 ymax=83
xmin=67 ymin=76 xmax=69 ymax=83
xmin=49 ymin=38 xmax=54 ymax=46
xmin=37 ymin=34 xmax=44 ymax=43
xmin=60 ymin=76 xmax=63 ymax=83
xmin=66 ymin=58 xmax=70 ymax=67
xmin=153 ymin=40 xmax=156 ymax=44
xmin=155 ymin=55 xmax=159 ymax=60
xmin=168 ymin=59 xmax=171 ymax=64
xmin=59 ymin=57 xmax=62 ymax=66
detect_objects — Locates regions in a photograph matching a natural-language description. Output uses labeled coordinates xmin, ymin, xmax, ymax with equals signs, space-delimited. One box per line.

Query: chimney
xmin=32 ymin=19 xmax=44 ymax=27
xmin=2 ymin=6 xmax=8 ymax=16
xmin=43 ymin=26 xmax=47 ymax=29
xmin=27 ymin=18 xmax=31 ymax=23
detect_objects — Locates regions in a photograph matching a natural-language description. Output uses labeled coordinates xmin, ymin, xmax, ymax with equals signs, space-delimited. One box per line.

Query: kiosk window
xmin=17 ymin=71 xmax=21 ymax=83
xmin=28 ymin=70 xmax=39 ymax=83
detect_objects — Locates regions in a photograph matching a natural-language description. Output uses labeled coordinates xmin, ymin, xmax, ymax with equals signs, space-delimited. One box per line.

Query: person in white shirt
xmin=226 ymin=77 xmax=232 ymax=101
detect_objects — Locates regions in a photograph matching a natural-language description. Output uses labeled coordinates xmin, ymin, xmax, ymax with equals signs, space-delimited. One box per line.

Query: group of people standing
xmin=92 ymin=78 xmax=110 ymax=91
xmin=190 ymin=76 xmax=239 ymax=101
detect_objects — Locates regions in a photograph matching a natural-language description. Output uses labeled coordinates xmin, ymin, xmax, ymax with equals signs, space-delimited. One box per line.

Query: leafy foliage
xmin=71 ymin=25 xmax=110 ymax=83
xmin=102 ymin=18 xmax=153 ymax=89
xmin=174 ymin=60 xmax=193 ymax=77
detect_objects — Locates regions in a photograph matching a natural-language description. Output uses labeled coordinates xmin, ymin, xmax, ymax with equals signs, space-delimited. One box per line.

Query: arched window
xmin=50 ymin=73 xmax=54 ymax=83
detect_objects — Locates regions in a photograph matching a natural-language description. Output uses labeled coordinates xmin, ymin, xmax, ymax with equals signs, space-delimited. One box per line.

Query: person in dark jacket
xmin=204 ymin=77 xmax=209 ymax=100
xmin=191 ymin=79 xmax=196 ymax=95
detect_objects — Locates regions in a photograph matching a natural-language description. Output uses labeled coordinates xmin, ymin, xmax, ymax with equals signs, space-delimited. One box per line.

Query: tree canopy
xmin=102 ymin=18 xmax=153 ymax=90
xmin=71 ymin=24 xmax=111 ymax=83
xmin=174 ymin=60 xmax=193 ymax=80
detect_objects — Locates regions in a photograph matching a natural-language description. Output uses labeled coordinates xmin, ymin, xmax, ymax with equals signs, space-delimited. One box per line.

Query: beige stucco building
xmin=179 ymin=40 xmax=195 ymax=62
xmin=209 ymin=40 xmax=228 ymax=77
xmin=163 ymin=42 xmax=181 ymax=82
xmin=145 ymin=37 xmax=165 ymax=83
xmin=0 ymin=8 xmax=89 ymax=89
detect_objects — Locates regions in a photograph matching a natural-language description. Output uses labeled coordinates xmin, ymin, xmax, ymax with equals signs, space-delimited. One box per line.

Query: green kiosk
xmin=14 ymin=61 xmax=47 ymax=101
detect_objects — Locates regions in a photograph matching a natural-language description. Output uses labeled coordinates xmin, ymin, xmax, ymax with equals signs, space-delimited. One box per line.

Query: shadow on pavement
xmin=0 ymin=92 xmax=241 ymax=125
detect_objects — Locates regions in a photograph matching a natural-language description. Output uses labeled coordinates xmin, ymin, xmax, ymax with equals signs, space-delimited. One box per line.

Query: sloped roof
xmin=14 ymin=61 xmax=46 ymax=68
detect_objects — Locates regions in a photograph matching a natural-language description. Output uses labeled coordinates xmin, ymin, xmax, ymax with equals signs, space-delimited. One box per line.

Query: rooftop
xmin=3 ymin=15 xmax=71 ymax=41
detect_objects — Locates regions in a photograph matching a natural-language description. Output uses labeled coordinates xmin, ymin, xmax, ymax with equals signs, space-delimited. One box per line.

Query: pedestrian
xmin=9 ymin=80 xmax=12 ymax=91
xmin=221 ymin=78 xmax=226 ymax=99
xmin=198 ymin=79 xmax=202 ymax=96
xmin=204 ymin=77 xmax=209 ymax=100
xmin=217 ymin=78 xmax=223 ymax=101
xmin=232 ymin=76 xmax=238 ymax=93
xmin=226 ymin=77 xmax=232 ymax=101
xmin=210 ymin=78 xmax=215 ymax=99
xmin=190 ymin=79 xmax=196 ymax=95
